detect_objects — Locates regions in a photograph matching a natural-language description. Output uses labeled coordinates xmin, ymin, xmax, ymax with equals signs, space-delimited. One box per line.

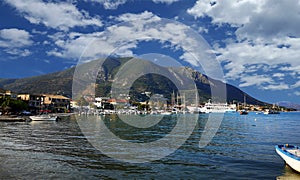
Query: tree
xmin=77 ymin=96 xmax=89 ymax=106
xmin=0 ymin=96 xmax=28 ymax=114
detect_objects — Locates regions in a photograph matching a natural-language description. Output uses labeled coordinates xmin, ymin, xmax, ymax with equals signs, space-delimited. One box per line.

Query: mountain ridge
xmin=278 ymin=101 xmax=300 ymax=111
xmin=0 ymin=58 xmax=266 ymax=105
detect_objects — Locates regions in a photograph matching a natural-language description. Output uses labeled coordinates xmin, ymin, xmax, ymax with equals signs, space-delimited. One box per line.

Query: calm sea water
xmin=0 ymin=112 xmax=300 ymax=179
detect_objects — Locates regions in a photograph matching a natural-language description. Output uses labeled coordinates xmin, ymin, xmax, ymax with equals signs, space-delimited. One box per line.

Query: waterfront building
xmin=0 ymin=90 xmax=17 ymax=99
xmin=42 ymin=94 xmax=70 ymax=113
xmin=18 ymin=94 xmax=45 ymax=111
xmin=18 ymin=93 xmax=70 ymax=113
xmin=94 ymin=97 xmax=110 ymax=109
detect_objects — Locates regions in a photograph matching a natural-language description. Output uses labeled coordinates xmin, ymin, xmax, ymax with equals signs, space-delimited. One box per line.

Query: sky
xmin=0 ymin=0 xmax=300 ymax=104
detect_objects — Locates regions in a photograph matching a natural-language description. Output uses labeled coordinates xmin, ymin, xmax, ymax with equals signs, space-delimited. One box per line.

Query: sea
xmin=0 ymin=112 xmax=299 ymax=179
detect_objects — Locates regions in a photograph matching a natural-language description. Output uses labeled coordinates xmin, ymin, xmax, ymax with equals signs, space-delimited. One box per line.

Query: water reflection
xmin=277 ymin=165 xmax=300 ymax=179
xmin=76 ymin=114 xmax=198 ymax=163
xmin=0 ymin=113 xmax=299 ymax=179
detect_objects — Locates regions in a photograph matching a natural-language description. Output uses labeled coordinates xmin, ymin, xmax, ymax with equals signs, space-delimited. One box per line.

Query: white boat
xmin=160 ymin=111 xmax=172 ymax=115
xmin=29 ymin=114 xmax=57 ymax=121
xmin=199 ymin=99 xmax=237 ymax=113
xmin=264 ymin=109 xmax=280 ymax=114
xmin=239 ymin=109 xmax=248 ymax=115
xmin=275 ymin=144 xmax=300 ymax=173
xmin=186 ymin=106 xmax=199 ymax=113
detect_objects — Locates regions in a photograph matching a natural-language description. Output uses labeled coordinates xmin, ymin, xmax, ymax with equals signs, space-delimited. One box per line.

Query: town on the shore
xmin=0 ymin=89 xmax=295 ymax=118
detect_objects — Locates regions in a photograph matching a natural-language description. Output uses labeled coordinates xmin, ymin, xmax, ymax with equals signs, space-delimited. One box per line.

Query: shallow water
xmin=0 ymin=112 xmax=299 ymax=179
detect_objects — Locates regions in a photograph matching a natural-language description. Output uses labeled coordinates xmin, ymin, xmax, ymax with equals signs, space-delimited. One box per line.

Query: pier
xmin=0 ymin=115 xmax=28 ymax=122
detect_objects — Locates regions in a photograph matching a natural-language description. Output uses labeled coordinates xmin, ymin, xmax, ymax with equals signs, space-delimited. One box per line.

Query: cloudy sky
xmin=0 ymin=0 xmax=300 ymax=104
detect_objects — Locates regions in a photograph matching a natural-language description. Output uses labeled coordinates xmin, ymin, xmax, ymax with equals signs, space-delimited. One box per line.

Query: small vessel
xmin=186 ymin=106 xmax=201 ymax=114
xmin=265 ymin=104 xmax=280 ymax=114
xmin=160 ymin=111 xmax=172 ymax=115
xmin=275 ymin=144 xmax=300 ymax=173
xmin=264 ymin=109 xmax=280 ymax=114
xmin=29 ymin=114 xmax=57 ymax=121
xmin=238 ymin=95 xmax=248 ymax=115
xmin=239 ymin=109 xmax=248 ymax=115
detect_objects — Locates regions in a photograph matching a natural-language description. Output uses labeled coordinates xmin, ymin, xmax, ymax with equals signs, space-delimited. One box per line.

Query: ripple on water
xmin=0 ymin=113 xmax=299 ymax=179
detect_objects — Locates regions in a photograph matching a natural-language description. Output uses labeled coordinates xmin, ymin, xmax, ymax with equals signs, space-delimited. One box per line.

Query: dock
xmin=0 ymin=116 xmax=28 ymax=122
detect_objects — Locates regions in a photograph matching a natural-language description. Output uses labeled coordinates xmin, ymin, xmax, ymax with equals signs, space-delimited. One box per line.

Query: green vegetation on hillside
xmin=0 ymin=96 xmax=28 ymax=114
xmin=0 ymin=57 xmax=267 ymax=105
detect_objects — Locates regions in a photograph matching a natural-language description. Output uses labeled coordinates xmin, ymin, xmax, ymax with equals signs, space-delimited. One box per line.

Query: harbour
xmin=0 ymin=112 xmax=299 ymax=179
xmin=0 ymin=115 xmax=28 ymax=122
xmin=1 ymin=0 xmax=300 ymax=179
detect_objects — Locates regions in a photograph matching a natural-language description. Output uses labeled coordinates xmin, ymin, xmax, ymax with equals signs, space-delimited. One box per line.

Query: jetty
xmin=0 ymin=115 xmax=28 ymax=122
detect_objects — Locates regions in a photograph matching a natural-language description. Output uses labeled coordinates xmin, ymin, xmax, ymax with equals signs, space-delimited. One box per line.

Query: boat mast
xmin=171 ymin=91 xmax=175 ymax=107
xmin=195 ymin=88 xmax=198 ymax=106
xmin=243 ymin=94 xmax=247 ymax=110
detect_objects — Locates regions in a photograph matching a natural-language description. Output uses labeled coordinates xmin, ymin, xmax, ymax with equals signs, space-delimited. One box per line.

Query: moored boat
xmin=160 ymin=111 xmax=172 ymax=115
xmin=264 ymin=109 xmax=280 ymax=114
xmin=199 ymin=99 xmax=236 ymax=113
xmin=239 ymin=109 xmax=248 ymax=115
xmin=275 ymin=144 xmax=300 ymax=173
xmin=29 ymin=114 xmax=57 ymax=121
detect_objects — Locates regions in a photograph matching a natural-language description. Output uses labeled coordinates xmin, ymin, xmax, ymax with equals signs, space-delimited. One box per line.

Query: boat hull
xmin=239 ymin=110 xmax=248 ymax=115
xmin=29 ymin=115 xmax=57 ymax=121
xmin=275 ymin=145 xmax=300 ymax=173
xmin=198 ymin=99 xmax=237 ymax=114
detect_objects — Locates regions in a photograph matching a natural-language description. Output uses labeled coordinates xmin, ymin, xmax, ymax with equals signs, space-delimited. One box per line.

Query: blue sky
xmin=0 ymin=0 xmax=300 ymax=104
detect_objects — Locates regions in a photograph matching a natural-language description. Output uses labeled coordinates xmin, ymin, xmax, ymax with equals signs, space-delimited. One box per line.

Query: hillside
xmin=0 ymin=87 xmax=6 ymax=93
xmin=278 ymin=101 xmax=300 ymax=111
xmin=0 ymin=68 xmax=74 ymax=97
xmin=0 ymin=58 xmax=266 ymax=105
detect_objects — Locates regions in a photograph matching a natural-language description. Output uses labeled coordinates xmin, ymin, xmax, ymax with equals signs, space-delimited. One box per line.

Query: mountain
xmin=0 ymin=68 xmax=74 ymax=97
xmin=0 ymin=87 xmax=6 ymax=93
xmin=278 ymin=101 xmax=300 ymax=111
xmin=0 ymin=57 xmax=266 ymax=105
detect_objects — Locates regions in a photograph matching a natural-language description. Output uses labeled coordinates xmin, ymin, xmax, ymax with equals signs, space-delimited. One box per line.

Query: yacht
xmin=264 ymin=109 xmax=280 ymax=114
xmin=30 ymin=114 xmax=57 ymax=121
xmin=199 ymin=100 xmax=237 ymax=113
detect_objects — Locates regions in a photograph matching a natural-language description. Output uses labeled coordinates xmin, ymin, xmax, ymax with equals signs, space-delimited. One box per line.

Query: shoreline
xmin=0 ymin=113 xmax=76 ymax=122
xmin=0 ymin=115 xmax=29 ymax=122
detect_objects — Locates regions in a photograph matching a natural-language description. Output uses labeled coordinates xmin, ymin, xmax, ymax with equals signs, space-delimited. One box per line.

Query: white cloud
xmin=217 ymin=39 xmax=300 ymax=90
xmin=0 ymin=28 xmax=33 ymax=57
xmin=48 ymin=11 xmax=161 ymax=59
xmin=273 ymin=73 xmax=285 ymax=80
xmin=47 ymin=32 xmax=106 ymax=59
xmin=31 ymin=29 xmax=47 ymax=35
xmin=279 ymin=65 xmax=300 ymax=73
xmin=43 ymin=40 xmax=50 ymax=45
xmin=88 ymin=0 xmax=127 ymax=9
xmin=114 ymin=11 xmax=160 ymax=22
xmin=87 ymin=0 xmax=179 ymax=9
xmin=292 ymin=81 xmax=300 ymax=89
xmin=239 ymin=75 xmax=272 ymax=88
xmin=217 ymin=37 xmax=300 ymax=86
xmin=294 ymin=91 xmax=300 ymax=96
xmin=6 ymin=0 xmax=102 ymax=31
xmin=198 ymin=27 xmax=208 ymax=34
xmin=47 ymin=11 xmax=223 ymax=81
xmin=263 ymin=83 xmax=290 ymax=90
xmin=188 ymin=0 xmax=300 ymax=90
xmin=236 ymin=1 xmax=300 ymax=42
xmin=238 ymin=74 xmax=290 ymax=90
xmin=0 ymin=28 xmax=33 ymax=48
xmin=4 ymin=48 xmax=31 ymax=57
xmin=152 ymin=0 xmax=179 ymax=4
xmin=188 ymin=0 xmax=300 ymax=42
xmin=187 ymin=0 xmax=264 ymax=26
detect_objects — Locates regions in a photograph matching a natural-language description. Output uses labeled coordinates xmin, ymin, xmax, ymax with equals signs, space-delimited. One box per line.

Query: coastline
xmin=0 ymin=113 xmax=76 ymax=122
xmin=0 ymin=115 xmax=29 ymax=122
